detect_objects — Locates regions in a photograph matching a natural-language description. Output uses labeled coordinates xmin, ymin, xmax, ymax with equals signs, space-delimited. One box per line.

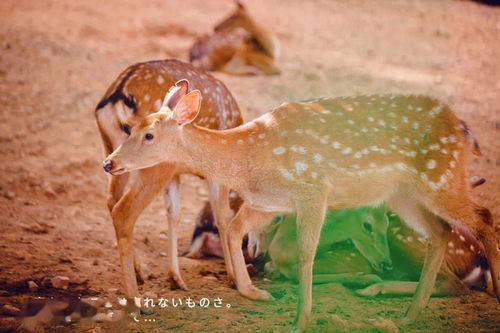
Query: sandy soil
xmin=0 ymin=0 xmax=499 ymax=332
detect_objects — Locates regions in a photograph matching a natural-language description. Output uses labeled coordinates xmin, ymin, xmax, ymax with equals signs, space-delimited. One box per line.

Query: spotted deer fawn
xmin=95 ymin=60 xmax=243 ymax=298
xmin=357 ymin=209 xmax=494 ymax=297
xmin=189 ymin=0 xmax=280 ymax=75
xmin=103 ymin=85 xmax=499 ymax=331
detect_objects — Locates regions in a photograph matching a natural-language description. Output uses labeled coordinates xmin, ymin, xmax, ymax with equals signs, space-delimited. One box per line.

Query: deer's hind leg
xmin=387 ymin=194 xmax=450 ymax=325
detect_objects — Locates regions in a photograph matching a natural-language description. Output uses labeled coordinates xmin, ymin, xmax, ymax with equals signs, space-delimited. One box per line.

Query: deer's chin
xmin=109 ymin=167 xmax=127 ymax=175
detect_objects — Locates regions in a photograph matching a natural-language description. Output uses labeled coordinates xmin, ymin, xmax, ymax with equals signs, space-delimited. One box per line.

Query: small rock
xmin=202 ymin=276 xmax=218 ymax=281
xmin=28 ymin=280 xmax=39 ymax=291
xmin=0 ymin=304 xmax=21 ymax=316
xmin=42 ymin=181 xmax=57 ymax=199
xmin=59 ymin=256 xmax=72 ymax=264
xmin=3 ymin=191 xmax=16 ymax=200
xmin=368 ymin=317 xmax=399 ymax=333
xmin=326 ymin=314 xmax=348 ymax=332
xmin=159 ymin=232 xmax=168 ymax=240
xmin=143 ymin=291 xmax=157 ymax=299
xmin=51 ymin=276 xmax=70 ymax=289
xmin=22 ymin=222 xmax=49 ymax=234
xmin=160 ymin=252 xmax=168 ymax=257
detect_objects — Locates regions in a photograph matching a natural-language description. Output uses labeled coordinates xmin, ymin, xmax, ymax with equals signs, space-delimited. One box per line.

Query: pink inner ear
xmin=174 ymin=91 xmax=201 ymax=125
xmin=165 ymin=80 xmax=189 ymax=109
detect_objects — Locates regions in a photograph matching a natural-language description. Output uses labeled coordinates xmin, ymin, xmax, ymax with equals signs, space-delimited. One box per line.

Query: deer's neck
xmin=175 ymin=123 xmax=258 ymax=188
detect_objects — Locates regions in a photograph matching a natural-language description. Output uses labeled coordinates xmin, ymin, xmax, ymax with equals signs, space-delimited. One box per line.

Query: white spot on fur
xmin=448 ymin=241 xmax=454 ymax=248
xmin=154 ymin=99 xmax=162 ymax=111
xmin=279 ymin=169 xmax=294 ymax=180
xmin=341 ymin=147 xmax=352 ymax=155
xmin=313 ymin=154 xmax=323 ymax=163
xmin=157 ymin=75 xmax=165 ymax=85
xmin=273 ymin=147 xmax=286 ymax=155
xmin=332 ymin=141 xmax=341 ymax=149
xmin=295 ymin=162 xmax=308 ymax=174
xmin=427 ymin=160 xmax=436 ymax=169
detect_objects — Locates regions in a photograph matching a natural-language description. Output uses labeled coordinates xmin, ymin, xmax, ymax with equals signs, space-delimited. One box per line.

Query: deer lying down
xmin=189 ymin=1 xmax=280 ymax=75
xmin=357 ymin=210 xmax=494 ymax=297
xmin=95 ymin=60 xmax=243 ymax=298
xmin=103 ymin=84 xmax=500 ymax=331
xmin=183 ymin=193 xmax=243 ymax=259
xmin=263 ymin=192 xmax=493 ymax=297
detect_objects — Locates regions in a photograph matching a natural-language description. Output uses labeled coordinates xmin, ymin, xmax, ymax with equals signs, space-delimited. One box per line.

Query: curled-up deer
xmin=103 ymin=84 xmax=499 ymax=331
xmin=262 ymin=179 xmax=493 ymax=298
xmin=189 ymin=1 xmax=280 ymax=76
xmin=95 ymin=60 xmax=243 ymax=298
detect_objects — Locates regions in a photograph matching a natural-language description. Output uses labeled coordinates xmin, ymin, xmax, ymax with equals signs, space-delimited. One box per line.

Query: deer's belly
xmin=326 ymin=171 xmax=401 ymax=208
xmin=242 ymin=190 xmax=293 ymax=213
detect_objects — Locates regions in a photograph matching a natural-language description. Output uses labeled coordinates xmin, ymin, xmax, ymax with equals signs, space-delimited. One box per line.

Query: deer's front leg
xmin=208 ymin=181 xmax=234 ymax=282
xmin=111 ymin=165 xmax=175 ymax=297
xmin=164 ymin=176 xmax=188 ymax=290
xmin=106 ymin=173 xmax=129 ymax=213
xmin=228 ymin=203 xmax=275 ymax=300
xmin=293 ymin=198 xmax=327 ymax=332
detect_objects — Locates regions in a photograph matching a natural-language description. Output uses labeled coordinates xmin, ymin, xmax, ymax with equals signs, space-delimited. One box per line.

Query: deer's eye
xmin=363 ymin=222 xmax=373 ymax=233
xmin=122 ymin=124 xmax=131 ymax=135
xmin=144 ymin=133 xmax=154 ymax=141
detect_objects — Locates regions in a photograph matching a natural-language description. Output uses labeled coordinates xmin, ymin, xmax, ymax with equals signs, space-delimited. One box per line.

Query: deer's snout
xmin=102 ymin=160 xmax=113 ymax=173
xmin=382 ymin=261 xmax=393 ymax=272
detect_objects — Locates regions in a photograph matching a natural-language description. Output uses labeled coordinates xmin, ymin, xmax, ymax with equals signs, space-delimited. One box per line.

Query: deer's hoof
xmin=396 ymin=316 xmax=413 ymax=327
xmin=355 ymin=284 xmax=382 ymax=297
xmin=167 ymin=272 xmax=189 ymax=291
xmin=241 ymin=285 xmax=274 ymax=301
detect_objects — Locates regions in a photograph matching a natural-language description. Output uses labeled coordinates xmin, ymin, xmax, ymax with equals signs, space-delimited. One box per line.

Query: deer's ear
xmin=163 ymin=79 xmax=190 ymax=110
xmin=172 ymin=90 xmax=202 ymax=125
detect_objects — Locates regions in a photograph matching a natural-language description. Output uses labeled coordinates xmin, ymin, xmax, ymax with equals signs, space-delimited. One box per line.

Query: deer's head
xmin=339 ymin=206 xmax=392 ymax=273
xmin=103 ymin=80 xmax=202 ymax=175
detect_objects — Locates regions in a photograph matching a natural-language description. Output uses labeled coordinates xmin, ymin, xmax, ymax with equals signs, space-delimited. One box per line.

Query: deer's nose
xmin=103 ymin=160 xmax=113 ymax=173
xmin=382 ymin=261 xmax=393 ymax=272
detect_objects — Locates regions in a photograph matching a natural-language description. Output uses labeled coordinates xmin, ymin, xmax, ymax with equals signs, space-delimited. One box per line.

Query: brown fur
xmin=95 ymin=60 xmax=243 ymax=297
xmin=105 ymin=92 xmax=500 ymax=331
xmin=189 ymin=1 xmax=280 ymax=75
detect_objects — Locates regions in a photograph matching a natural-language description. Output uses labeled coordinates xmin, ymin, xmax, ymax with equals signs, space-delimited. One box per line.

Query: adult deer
xmin=189 ymin=1 xmax=280 ymax=75
xmin=95 ymin=60 xmax=243 ymax=297
xmin=103 ymin=86 xmax=499 ymax=331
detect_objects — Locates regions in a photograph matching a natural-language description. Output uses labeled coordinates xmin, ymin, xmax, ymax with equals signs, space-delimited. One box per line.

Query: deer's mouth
xmin=110 ymin=167 xmax=126 ymax=175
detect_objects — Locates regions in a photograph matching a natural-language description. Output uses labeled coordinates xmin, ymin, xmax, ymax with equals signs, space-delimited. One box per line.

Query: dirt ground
xmin=0 ymin=0 xmax=499 ymax=332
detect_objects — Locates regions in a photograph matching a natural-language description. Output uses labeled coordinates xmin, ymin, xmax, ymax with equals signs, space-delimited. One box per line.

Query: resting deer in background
xmin=189 ymin=0 xmax=280 ymax=75
xmin=95 ymin=60 xmax=243 ymax=298
xmin=103 ymin=84 xmax=500 ymax=331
